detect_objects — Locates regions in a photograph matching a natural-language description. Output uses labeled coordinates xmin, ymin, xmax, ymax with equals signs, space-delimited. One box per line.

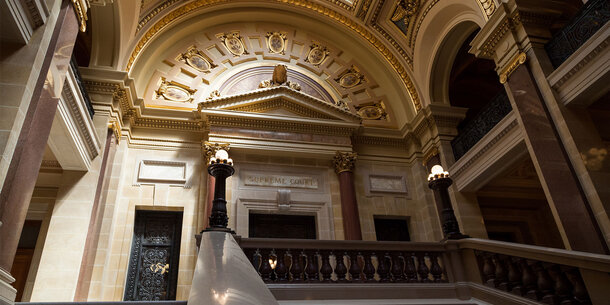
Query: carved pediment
xmin=198 ymin=86 xmax=361 ymax=124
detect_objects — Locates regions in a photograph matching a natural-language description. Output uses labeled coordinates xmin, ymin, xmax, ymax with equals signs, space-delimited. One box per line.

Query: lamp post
xmin=427 ymin=165 xmax=468 ymax=240
xmin=204 ymin=149 xmax=235 ymax=233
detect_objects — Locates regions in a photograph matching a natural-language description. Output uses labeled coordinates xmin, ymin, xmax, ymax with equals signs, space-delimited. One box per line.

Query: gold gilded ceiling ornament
xmin=499 ymin=52 xmax=526 ymax=84
xmin=70 ymin=0 xmax=88 ymax=32
xmin=203 ymin=142 xmax=230 ymax=163
xmin=305 ymin=43 xmax=330 ymax=66
xmin=206 ymin=90 xmax=221 ymax=101
xmin=337 ymin=66 xmax=365 ymax=88
xmin=355 ymin=102 xmax=387 ymax=120
xmin=266 ymin=32 xmax=287 ymax=54
xmin=391 ymin=0 xmax=419 ymax=25
xmin=258 ymin=65 xmax=301 ymax=91
xmin=333 ymin=151 xmax=357 ymax=174
xmin=477 ymin=0 xmax=496 ymax=19
xmin=272 ymin=64 xmax=288 ymax=85
xmin=125 ymin=0 xmax=421 ymax=111
xmin=156 ymin=77 xmax=197 ymax=102
xmin=335 ymin=100 xmax=350 ymax=111
xmin=217 ymin=32 xmax=248 ymax=56
xmin=180 ymin=47 xmax=217 ymax=72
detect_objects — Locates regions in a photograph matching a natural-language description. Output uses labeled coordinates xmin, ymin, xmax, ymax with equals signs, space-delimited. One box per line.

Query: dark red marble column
xmin=334 ymin=152 xmax=362 ymax=240
xmin=0 ymin=1 xmax=80 ymax=272
xmin=506 ymin=64 xmax=607 ymax=254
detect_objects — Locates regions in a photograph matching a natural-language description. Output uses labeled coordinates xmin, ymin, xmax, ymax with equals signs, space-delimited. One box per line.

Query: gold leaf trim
xmin=125 ymin=0 xmax=421 ymax=111
xmin=499 ymin=52 xmax=526 ymax=84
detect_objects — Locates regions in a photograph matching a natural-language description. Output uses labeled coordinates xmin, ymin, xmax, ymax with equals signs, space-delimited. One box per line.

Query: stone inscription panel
xmin=244 ymin=173 xmax=319 ymax=189
xmin=365 ymin=173 xmax=408 ymax=196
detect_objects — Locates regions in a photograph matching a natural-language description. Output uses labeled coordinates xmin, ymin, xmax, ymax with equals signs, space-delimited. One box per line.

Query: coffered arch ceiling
xmin=127 ymin=5 xmax=419 ymax=128
xmin=89 ymin=0 xmax=492 ymax=130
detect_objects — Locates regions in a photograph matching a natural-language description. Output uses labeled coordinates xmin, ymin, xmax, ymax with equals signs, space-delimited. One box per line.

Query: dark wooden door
xmin=124 ymin=210 xmax=182 ymax=301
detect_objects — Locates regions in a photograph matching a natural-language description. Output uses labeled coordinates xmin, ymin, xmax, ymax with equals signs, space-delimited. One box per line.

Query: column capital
xmin=202 ymin=141 xmax=230 ymax=164
xmin=470 ymin=0 xmax=564 ymax=73
xmin=333 ymin=151 xmax=357 ymax=174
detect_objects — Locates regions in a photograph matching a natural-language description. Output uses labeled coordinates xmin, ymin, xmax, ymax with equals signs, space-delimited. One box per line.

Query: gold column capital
xmin=202 ymin=141 xmax=230 ymax=164
xmin=333 ymin=151 xmax=357 ymax=174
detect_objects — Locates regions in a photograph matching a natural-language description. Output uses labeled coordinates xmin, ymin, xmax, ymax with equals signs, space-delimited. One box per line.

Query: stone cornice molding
xmin=470 ymin=0 xmax=564 ymax=72
xmin=125 ymin=0 xmax=421 ymax=111
xmin=198 ymin=85 xmax=362 ymax=123
xmin=333 ymin=151 xmax=357 ymax=173
xmin=547 ymin=22 xmax=610 ymax=106
xmin=61 ymin=71 xmax=101 ymax=161
xmin=201 ymin=109 xmax=359 ymax=137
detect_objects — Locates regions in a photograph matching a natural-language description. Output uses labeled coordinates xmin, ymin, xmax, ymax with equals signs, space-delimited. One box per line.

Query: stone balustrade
xmin=239 ymin=238 xmax=447 ymax=283
xmin=239 ymin=237 xmax=610 ymax=304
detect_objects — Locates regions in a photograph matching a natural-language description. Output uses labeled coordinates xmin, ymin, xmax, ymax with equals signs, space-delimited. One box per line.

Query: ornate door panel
xmin=124 ymin=210 xmax=183 ymax=301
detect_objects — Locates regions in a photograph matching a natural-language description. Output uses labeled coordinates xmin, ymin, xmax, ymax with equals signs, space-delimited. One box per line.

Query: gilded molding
xmin=108 ymin=119 xmax=121 ymax=141
xmin=477 ymin=0 xmax=496 ymax=20
xmin=499 ymin=52 xmax=526 ymax=84
xmin=70 ymin=0 xmax=89 ymax=32
xmin=333 ymin=151 xmax=357 ymax=173
xmin=369 ymin=1 xmax=414 ymax=69
xmin=125 ymin=0 xmax=421 ymax=111
xmin=409 ymin=0 xmax=439 ymax=48
xmin=202 ymin=141 xmax=230 ymax=163
xmin=137 ymin=0 xmax=181 ymax=32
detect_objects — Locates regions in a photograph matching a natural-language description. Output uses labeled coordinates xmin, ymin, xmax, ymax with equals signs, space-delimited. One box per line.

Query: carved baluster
xmin=245 ymin=248 xmax=259 ymax=271
xmin=305 ymin=250 xmax=320 ymax=282
xmin=335 ymin=251 xmax=348 ymax=282
xmin=320 ymin=251 xmax=333 ymax=282
xmin=507 ymin=257 xmax=523 ymax=295
xmin=494 ymin=255 xmax=509 ymax=290
xmin=429 ymin=253 xmax=444 ymax=283
xmin=259 ymin=249 xmax=273 ymax=282
xmin=482 ymin=253 xmax=496 ymax=287
xmin=349 ymin=251 xmax=362 ymax=282
xmin=566 ymin=268 xmax=590 ymax=304
xmin=416 ymin=253 xmax=430 ymax=283
xmin=535 ymin=262 xmax=555 ymax=304
xmin=377 ymin=252 xmax=391 ymax=283
xmin=404 ymin=253 xmax=418 ymax=283
xmin=290 ymin=250 xmax=304 ymax=282
xmin=391 ymin=253 xmax=405 ymax=282
xmin=275 ymin=249 xmax=288 ymax=282
xmin=363 ymin=252 xmax=376 ymax=282
xmin=552 ymin=265 xmax=575 ymax=304
xmin=520 ymin=259 xmax=538 ymax=300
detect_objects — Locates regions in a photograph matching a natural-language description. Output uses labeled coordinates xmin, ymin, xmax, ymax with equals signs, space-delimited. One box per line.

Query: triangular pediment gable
xmin=198 ymin=86 xmax=362 ymax=124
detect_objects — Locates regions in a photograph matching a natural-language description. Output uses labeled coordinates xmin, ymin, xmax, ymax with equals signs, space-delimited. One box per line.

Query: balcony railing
xmin=451 ymin=91 xmax=512 ymax=161
xmin=545 ymin=0 xmax=610 ymax=68
xmin=239 ymin=238 xmax=609 ymax=304
xmin=70 ymin=57 xmax=95 ymax=118
xmin=240 ymin=238 xmax=447 ymax=283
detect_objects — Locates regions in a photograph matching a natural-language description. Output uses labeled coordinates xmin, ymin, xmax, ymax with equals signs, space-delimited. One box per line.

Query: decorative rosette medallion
xmin=266 ymin=32 xmax=287 ymax=54
xmin=156 ymin=78 xmax=197 ymax=103
xmin=217 ymin=32 xmax=249 ymax=56
xmin=305 ymin=43 xmax=330 ymax=66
